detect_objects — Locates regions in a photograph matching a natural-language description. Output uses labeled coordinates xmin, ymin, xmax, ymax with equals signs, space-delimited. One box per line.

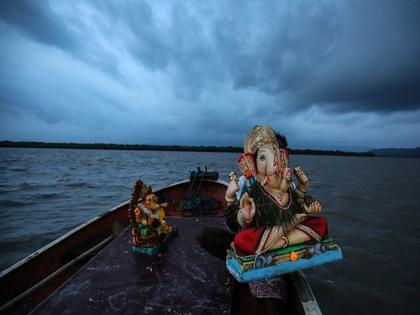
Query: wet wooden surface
xmin=31 ymin=217 xmax=231 ymax=315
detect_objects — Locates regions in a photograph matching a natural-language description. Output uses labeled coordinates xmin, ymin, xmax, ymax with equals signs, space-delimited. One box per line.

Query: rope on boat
xmin=179 ymin=166 xmax=219 ymax=215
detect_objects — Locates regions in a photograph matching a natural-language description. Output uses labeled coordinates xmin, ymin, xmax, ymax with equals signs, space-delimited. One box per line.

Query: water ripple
xmin=0 ymin=200 xmax=28 ymax=207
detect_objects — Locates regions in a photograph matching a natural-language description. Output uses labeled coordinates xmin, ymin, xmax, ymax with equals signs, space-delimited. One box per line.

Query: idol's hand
xmin=283 ymin=167 xmax=292 ymax=183
xmin=240 ymin=192 xmax=256 ymax=224
xmin=279 ymin=167 xmax=292 ymax=192
xmin=226 ymin=171 xmax=240 ymax=201
xmin=308 ymin=201 xmax=322 ymax=213
xmin=294 ymin=166 xmax=308 ymax=188
xmin=160 ymin=202 xmax=168 ymax=208
xmin=295 ymin=213 xmax=307 ymax=223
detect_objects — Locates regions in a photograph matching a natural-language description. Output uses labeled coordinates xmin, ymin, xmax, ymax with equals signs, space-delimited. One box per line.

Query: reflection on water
xmin=0 ymin=148 xmax=419 ymax=314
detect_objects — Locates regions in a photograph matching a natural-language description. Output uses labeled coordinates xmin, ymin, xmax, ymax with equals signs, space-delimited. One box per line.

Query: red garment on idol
xmin=233 ymin=216 xmax=328 ymax=257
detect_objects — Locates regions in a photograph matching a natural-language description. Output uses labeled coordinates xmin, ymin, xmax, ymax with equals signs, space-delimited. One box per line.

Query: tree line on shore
xmin=0 ymin=140 xmax=375 ymax=157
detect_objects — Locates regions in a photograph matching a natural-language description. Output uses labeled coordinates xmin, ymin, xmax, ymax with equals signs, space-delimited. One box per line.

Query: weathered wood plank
xmin=31 ymin=217 xmax=231 ymax=315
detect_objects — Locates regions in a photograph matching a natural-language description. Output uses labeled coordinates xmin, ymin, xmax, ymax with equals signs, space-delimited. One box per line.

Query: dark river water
xmin=0 ymin=148 xmax=419 ymax=314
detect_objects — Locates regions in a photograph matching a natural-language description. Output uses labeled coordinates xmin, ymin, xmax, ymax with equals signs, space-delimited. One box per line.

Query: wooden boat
xmin=0 ymin=177 xmax=322 ymax=315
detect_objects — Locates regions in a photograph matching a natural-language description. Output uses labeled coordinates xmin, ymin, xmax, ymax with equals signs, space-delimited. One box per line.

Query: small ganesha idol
xmin=225 ymin=125 xmax=342 ymax=282
xmin=128 ymin=180 xmax=174 ymax=254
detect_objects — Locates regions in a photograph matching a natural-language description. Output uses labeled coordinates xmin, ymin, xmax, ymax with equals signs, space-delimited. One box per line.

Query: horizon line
xmin=0 ymin=140 xmax=379 ymax=157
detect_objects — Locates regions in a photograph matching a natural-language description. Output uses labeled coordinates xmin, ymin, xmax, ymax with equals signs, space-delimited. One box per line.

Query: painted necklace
xmin=138 ymin=203 xmax=160 ymax=219
xmin=262 ymin=187 xmax=292 ymax=210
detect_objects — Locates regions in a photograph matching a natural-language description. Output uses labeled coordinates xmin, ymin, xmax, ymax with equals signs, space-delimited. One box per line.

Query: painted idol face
xmin=256 ymin=142 xmax=289 ymax=189
xmin=143 ymin=193 xmax=159 ymax=211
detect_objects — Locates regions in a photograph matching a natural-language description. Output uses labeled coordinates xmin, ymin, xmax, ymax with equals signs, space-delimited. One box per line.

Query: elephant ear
xmin=238 ymin=152 xmax=257 ymax=179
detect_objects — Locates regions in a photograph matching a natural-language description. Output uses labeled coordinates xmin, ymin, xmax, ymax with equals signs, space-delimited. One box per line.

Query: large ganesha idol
xmin=225 ymin=126 xmax=342 ymax=282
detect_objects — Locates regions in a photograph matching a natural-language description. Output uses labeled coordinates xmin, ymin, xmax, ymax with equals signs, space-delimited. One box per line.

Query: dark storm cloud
xmin=0 ymin=0 xmax=419 ymax=148
xmin=93 ymin=0 xmax=223 ymax=99
xmin=209 ymin=0 xmax=420 ymax=112
xmin=213 ymin=2 xmax=339 ymax=91
xmin=0 ymin=0 xmax=78 ymax=50
xmin=0 ymin=83 xmax=61 ymax=124
xmin=0 ymin=0 xmax=123 ymax=76
xmin=90 ymin=0 xmax=420 ymax=112
xmin=92 ymin=0 xmax=171 ymax=72
xmin=2 ymin=0 xmax=419 ymax=112
xmin=301 ymin=0 xmax=420 ymax=113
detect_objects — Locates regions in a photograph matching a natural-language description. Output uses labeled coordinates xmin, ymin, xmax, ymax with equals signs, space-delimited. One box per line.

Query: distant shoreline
xmin=0 ymin=140 xmax=375 ymax=157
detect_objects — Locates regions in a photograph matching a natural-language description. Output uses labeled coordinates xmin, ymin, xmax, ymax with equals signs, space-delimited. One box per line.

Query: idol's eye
xmin=259 ymin=154 xmax=266 ymax=161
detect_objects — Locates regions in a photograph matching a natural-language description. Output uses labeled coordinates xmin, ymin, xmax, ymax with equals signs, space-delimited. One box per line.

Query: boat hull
xmin=0 ymin=178 xmax=322 ymax=315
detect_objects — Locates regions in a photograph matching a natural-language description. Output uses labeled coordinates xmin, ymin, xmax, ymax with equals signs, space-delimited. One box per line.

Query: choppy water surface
xmin=0 ymin=148 xmax=419 ymax=314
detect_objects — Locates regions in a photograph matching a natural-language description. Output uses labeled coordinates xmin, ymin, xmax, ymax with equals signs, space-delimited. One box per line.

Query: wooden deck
xmin=30 ymin=216 xmax=231 ymax=315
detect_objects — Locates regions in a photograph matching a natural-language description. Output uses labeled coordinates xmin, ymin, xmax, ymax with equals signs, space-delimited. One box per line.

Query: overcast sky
xmin=0 ymin=0 xmax=419 ymax=150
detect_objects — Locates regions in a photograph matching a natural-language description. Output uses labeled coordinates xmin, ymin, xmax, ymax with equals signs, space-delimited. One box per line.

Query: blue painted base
xmin=132 ymin=245 xmax=160 ymax=255
xmin=226 ymin=248 xmax=343 ymax=283
xmin=132 ymin=229 xmax=177 ymax=255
